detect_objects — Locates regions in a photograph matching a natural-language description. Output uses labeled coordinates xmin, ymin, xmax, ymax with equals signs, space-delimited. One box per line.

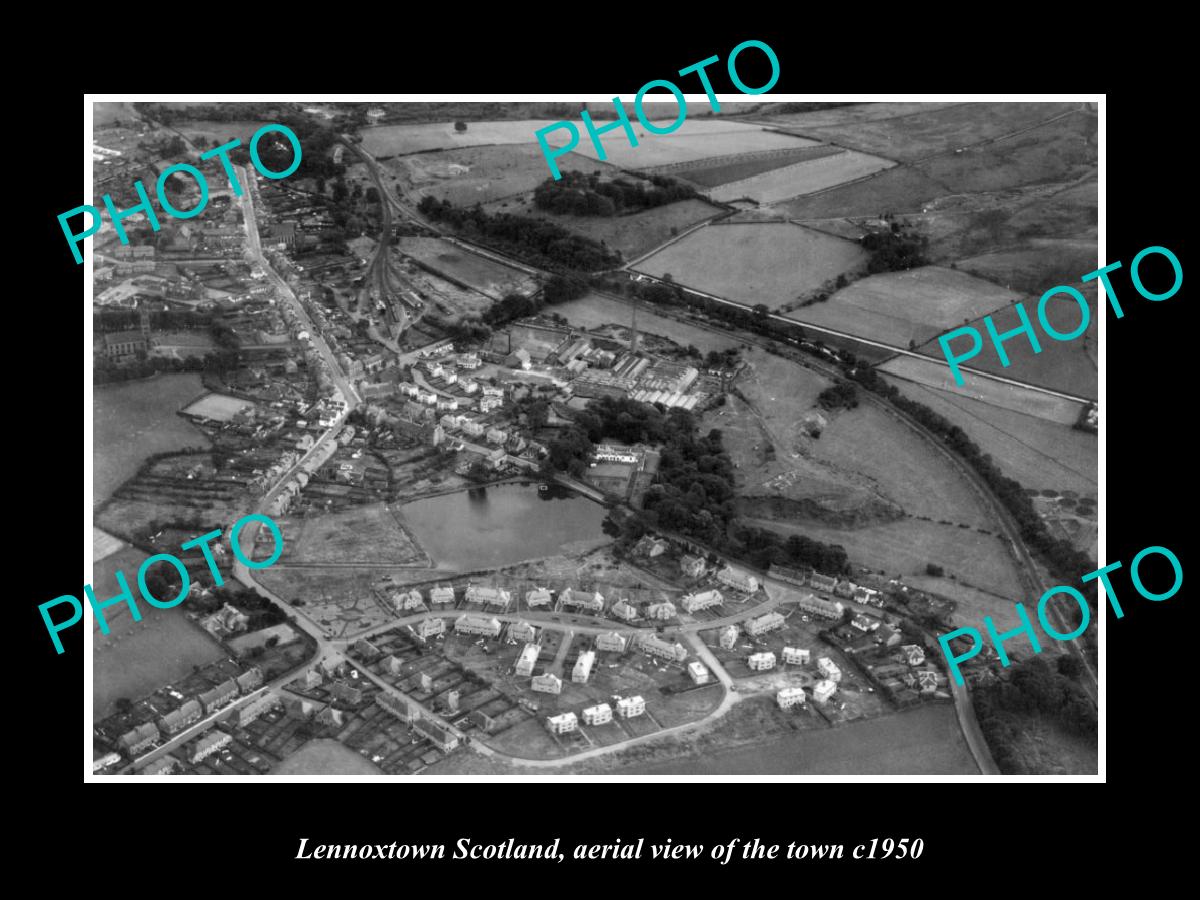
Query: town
xmin=90 ymin=99 xmax=1098 ymax=777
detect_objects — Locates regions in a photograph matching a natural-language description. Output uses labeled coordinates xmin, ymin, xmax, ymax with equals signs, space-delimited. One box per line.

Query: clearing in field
xmin=634 ymin=222 xmax=867 ymax=308
xmin=784 ymin=266 xmax=1023 ymax=349
xmin=273 ymin=503 xmax=429 ymax=566
xmin=708 ymin=149 xmax=897 ymax=204
xmin=797 ymin=102 xmax=1080 ymax=162
xmin=881 ymin=376 xmax=1096 ymax=500
xmin=560 ymin=127 xmax=819 ymax=170
xmin=396 ymin=237 xmax=536 ymax=298
xmin=395 ymin=144 xmax=619 ymax=207
xmin=181 ymin=392 xmax=252 ymax=422
xmin=491 ymin=196 xmax=724 ymax=263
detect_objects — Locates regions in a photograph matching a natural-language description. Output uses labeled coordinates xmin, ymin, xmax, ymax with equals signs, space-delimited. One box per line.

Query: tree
xmin=266 ymin=635 xmax=280 ymax=648
xmin=115 ymin=698 xmax=133 ymax=714
xmin=454 ymin=121 xmax=468 ymax=132
xmin=925 ymin=563 xmax=945 ymax=577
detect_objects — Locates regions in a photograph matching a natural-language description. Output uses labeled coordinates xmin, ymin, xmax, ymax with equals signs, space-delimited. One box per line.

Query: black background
xmin=19 ymin=23 xmax=1190 ymax=885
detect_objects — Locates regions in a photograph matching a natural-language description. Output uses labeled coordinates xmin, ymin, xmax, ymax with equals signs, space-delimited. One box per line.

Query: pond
xmin=398 ymin=482 xmax=610 ymax=571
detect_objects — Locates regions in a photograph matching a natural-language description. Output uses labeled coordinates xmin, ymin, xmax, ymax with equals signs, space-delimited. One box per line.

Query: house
xmin=469 ymin=709 xmax=496 ymax=733
xmin=285 ymin=697 xmax=320 ymax=719
xmin=681 ymin=589 xmax=724 ymax=614
xmin=332 ymin=681 xmax=364 ymax=704
xmin=414 ymin=716 xmax=459 ymax=752
xmin=317 ymin=706 xmax=344 ymax=728
xmin=199 ymin=678 xmax=239 ymax=715
xmin=436 ymin=398 xmax=458 ymax=412
xmin=509 ymin=620 xmax=539 ymax=643
xmin=718 ymin=625 xmax=739 ymax=650
xmin=465 ymin=585 xmax=512 ymax=610
xmin=646 ymin=601 xmax=676 ymax=621
xmin=546 ymin=712 xmax=577 ymax=734
xmin=797 ymin=593 xmax=845 ymax=620
xmin=487 ymin=447 xmax=507 ymax=469
xmin=525 ymin=588 xmax=553 ymax=609
xmin=809 ymin=573 xmax=838 ymax=592
xmin=854 ymin=585 xmax=883 ymax=607
xmin=354 ymin=638 xmax=381 ymax=660
xmin=417 ymin=617 xmax=446 ymax=640
xmin=384 ymin=655 xmax=406 ymax=675
xmin=875 ymin=624 xmax=903 ymax=648
xmin=768 ymin=563 xmax=813 ymax=588
xmin=236 ymin=666 xmax=264 ymax=694
xmin=400 ymin=383 xmax=420 ymax=398
xmin=303 ymin=669 xmax=324 ymax=689
xmin=188 ymin=729 xmax=232 ymax=764
xmin=515 ymin=642 xmax=541 ymax=677
xmin=118 ymin=722 xmax=160 ymax=756
xmin=717 ymin=566 xmax=759 ymax=593
xmin=679 ymin=554 xmax=707 ymax=578
xmin=747 ymin=652 xmax=776 ymax=671
xmin=102 ymin=330 xmax=148 ymax=359
xmin=851 ymin=614 xmax=880 ymax=633
xmin=460 ymin=379 xmax=479 ymax=394
xmin=917 ymin=669 xmax=940 ymax=692
xmin=901 ymin=645 xmax=926 ymax=666
xmin=138 ymin=754 xmax=177 ymax=776
xmin=782 ymin=646 xmax=811 ymax=666
xmin=634 ymin=535 xmax=668 ymax=558
xmin=834 ymin=579 xmax=858 ymax=599
xmin=572 ymin=650 xmax=596 ymax=683
xmin=687 ymin=661 xmax=710 ymax=684
xmin=454 ymin=615 xmax=501 ymax=637
xmin=777 ymin=687 xmax=807 ymax=710
xmin=486 ymin=427 xmax=508 ymax=445
xmin=817 ymin=657 xmax=842 ymax=683
xmin=237 ymin=692 xmax=282 ymax=727
xmin=582 ymin=703 xmax=612 ymax=726
xmin=531 ymin=673 xmax=563 ymax=694
xmin=561 ymin=589 xmax=604 ymax=612
xmin=595 ymin=631 xmax=628 ymax=653
xmin=93 ymin=749 xmax=122 ymax=773
xmin=638 ymin=634 xmax=688 ymax=663
xmin=392 ymin=589 xmax=425 ymax=612
xmin=482 ymin=384 xmax=505 ymax=398
xmin=746 ymin=610 xmax=787 ymax=637
xmin=616 ymin=696 xmax=646 ymax=718
xmin=593 ymin=443 xmax=638 ymax=464
xmin=479 ymin=395 xmax=503 ymax=413
xmin=610 ymin=599 xmax=638 ymax=621
xmin=377 ymin=692 xmax=418 ymax=724
xmin=812 ymin=680 xmax=838 ymax=704
xmin=212 ymin=603 xmax=250 ymax=633
xmin=458 ymin=352 xmax=481 ymax=369
xmin=430 ymin=585 xmax=456 ymax=606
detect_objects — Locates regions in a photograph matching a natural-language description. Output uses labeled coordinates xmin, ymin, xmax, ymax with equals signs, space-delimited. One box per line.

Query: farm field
xmin=273 ymin=503 xmax=428 ymax=567
xmin=957 ymin=239 xmax=1098 ymax=298
xmin=916 ymin=110 xmax=1097 ymax=194
xmin=878 ymin=355 xmax=1090 ymax=421
xmin=883 ymin=377 xmax=1096 ymax=498
xmin=396 ymin=237 xmax=536 ymax=297
xmin=777 ymin=165 xmax=948 ymax=220
xmin=92 ymin=545 xmax=226 ymax=719
xmin=394 ymin=144 xmax=619 ymax=207
xmin=910 ymin=287 xmax=1099 ymax=400
xmin=172 ymin=119 xmax=268 ymax=145
xmin=796 ymin=102 xmax=1079 ymax=162
xmin=903 ymin=575 xmax=1031 ymax=638
xmin=94 ymin=101 xmax=135 ymax=127
xmin=783 ymin=266 xmax=1023 ymax=349
xmin=634 ymin=222 xmax=868 ymax=308
xmin=670 ymin=144 xmax=843 ymax=187
xmin=708 ymin=149 xmax=897 ymax=204
xmin=93 ymin=373 xmax=210 ymax=506
xmin=552 ymin=292 xmax=742 ymax=355
xmin=273 ymin=739 xmax=383 ymax=775
xmin=560 ymin=128 xmax=819 ymax=169
xmin=750 ymin=101 xmax=967 ymax=131
xmin=490 ymin=196 xmax=724 ymax=262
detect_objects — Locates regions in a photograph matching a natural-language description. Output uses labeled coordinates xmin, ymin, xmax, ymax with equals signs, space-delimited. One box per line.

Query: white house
xmin=745 ymin=611 xmax=786 ymax=636
xmin=718 ymin=625 xmax=739 ymax=650
xmin=595 ymin=631 xmax=628 ymax=653
xmin=647 ymin=602 xmax=676 ymax=621
xmin=782 ymin=646 xmax=811 ymax=666
xmin=610 ymin=599 xmax=638 ymax=621
xmin=717 ymin=566 xmax=759 ymax=593
xmin=582 ymin=703 xmax=613 ymax=726
xmin=515 ymin=642 xmax=540 ymax=677
xmin=616 ymin=696 xmax=646 ymax=718
xmin=455 ymin=615 xmax=501 ymax=637
xmin=430 ymin=585 xmax=456 ymax=605
xmin=572 ymin=650 xmax=596 ymax=683
xmin=747 ymin=651 xmax=776 ymax=671
xmin=525 ymin=588 xmax=553 ymax=608
xmin=532 ymin=673 xmax=563 ymax=695
xmin=687 ymin=661 xmax=710 ymax=684
xmin=777 ymin=687 xmax=807 ymax=710
xmin=417 ymin=616 xmax=446 ymax=639
xmin=546 ymin=712 xmax=577 ymax=734
xmin=681 ymin=589 xmax=724 ymax=614
xmin=812 ymin=679 xmax=838 ymax=704
xmin=817 ymin=657 xmax=842 ymax=683
xmin=901 ymin=644 xmax=926 ymax=666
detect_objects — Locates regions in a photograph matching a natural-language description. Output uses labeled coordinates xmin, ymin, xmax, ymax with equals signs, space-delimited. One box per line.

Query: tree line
xmin=532 ymin=171 xmax=697 ymax=217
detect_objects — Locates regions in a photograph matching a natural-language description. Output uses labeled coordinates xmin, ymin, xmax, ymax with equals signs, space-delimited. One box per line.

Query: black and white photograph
xmin=80 ymin=94 xmax=1104 ymax=781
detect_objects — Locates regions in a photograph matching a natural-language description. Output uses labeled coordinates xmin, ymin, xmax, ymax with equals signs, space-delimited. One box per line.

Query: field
xmin=884 ymin=377 xmax=1096 ymax=498
xmin=93 ymin=373 xmax=211 ymax=506
xmin=362 ymin=119 xmax=562 ymax=156
xmin=671 ymin=145 xmax=844 ymax=187
xmin=634 ymin=222 xmax=868 ymax=308
xmin=92 ymin=546 xmax=227 ymax=719
xmin=559 ymin=127 xmax=819 ymax=170
xmin=257 ymin=566 xmax=408 ymax=638
xmin=793 ymin=102 xmax=1080 ymax=162
xmin=783 ymin=266 xmax=1023 ymax=348
xmin=395 ymin=144 xmax=619 ymax=207
xmin=750 ymin=101 xmax=966 ymax=131
xmin=273 ymin=739 xmax=383 ymax=775
xmin=551 ymin=292 xmax=741 ymax=354
xmin=490 ymin=196 xmax=724 ymax=263
xmin=708 ymin=149 xmax=897 ymax=204
xmin=272 ymin=503 xmax=429 ymax=566
xmin=910 ymin=287 xmax=1099 ymax=400
xmin=396 ymin=237 xmax=537 ymax=298
xmin=181 ymin=392 xmax=252 ymax=422
xmin=777 ymin=166 xmax=948 ymax=219
xmin=94 ymin=102 xmax=135 ymax=128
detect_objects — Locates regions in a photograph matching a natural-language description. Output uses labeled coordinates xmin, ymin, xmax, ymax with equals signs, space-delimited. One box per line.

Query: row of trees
xmin=95 ymin=309 xmax=215 ymax=333
xmin=532 ymin=171 xmax=697 ymax=217
xmin=417 ymin=196 xmax=621 ymax=272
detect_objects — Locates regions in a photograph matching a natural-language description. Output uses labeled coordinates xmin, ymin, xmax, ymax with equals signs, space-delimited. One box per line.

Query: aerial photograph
xmin=88 ymin=98 xmax=1099 ymax=777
